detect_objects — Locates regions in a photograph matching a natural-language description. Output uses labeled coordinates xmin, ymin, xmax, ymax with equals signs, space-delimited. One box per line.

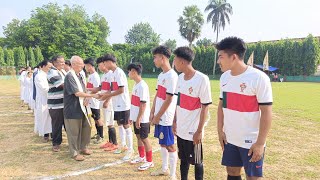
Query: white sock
xmin=125 ymin=127 xmax=133 ymax=151
xmin=169 ymin=151 xmax=178 ymax=177
xmin=119 ymin=126 xmax=126 ymax=147
xmin=160 ymin=147 xmax=169 ymax=171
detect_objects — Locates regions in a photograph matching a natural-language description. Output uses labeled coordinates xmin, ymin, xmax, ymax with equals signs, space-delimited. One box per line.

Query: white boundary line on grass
xmin=36 ymin=148 xmax=161 ymax=180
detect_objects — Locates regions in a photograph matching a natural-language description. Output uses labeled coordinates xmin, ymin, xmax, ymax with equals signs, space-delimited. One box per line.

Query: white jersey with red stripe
xmin=100 ymin=70 xmax=113 ymax=111
xmin=130 ymin=80 xmax=150 ymax=123
xmin=175 ymin=71 xmax=212 ymax=141
xmin=154 ymin=69 xmax=178 ymax=126
xmin=220 ymin=66 xmax=273 ymax=149
xmin=111 ymin=67 xmax=130 ymax=111
xmin=87 ymin=71 xmax=100 ymax=109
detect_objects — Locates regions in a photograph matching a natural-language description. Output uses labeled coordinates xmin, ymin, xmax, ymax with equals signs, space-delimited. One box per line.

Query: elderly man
xmin=64 ymin=56 xmax=99 ymax=161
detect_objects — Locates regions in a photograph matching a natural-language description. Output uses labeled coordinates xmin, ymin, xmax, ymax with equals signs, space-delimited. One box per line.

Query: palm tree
xmin=178 ymin=5 xmax=204 ymax=47
xmin=205 ymin=0 xmax=233 ymax=76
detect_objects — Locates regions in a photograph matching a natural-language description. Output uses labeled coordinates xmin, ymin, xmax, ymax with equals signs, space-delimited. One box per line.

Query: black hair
xmin=215 ymin=36 xmax=247 ymax=60
xmin=173 ymin=47 xmax=195 ymax=62
xmin=96 ymin=57 xmax=103 ymax=64
xmin=152 ymin=46 xmax=171 ymax=59
xmin=64 ymin=60 xmax=71 ymax=66
xmin=84 ymin=58 xmax=95 ymax=67
xmin=101 ymin=54 xmax=116 ymax=63
xmin=40 ymin=60 xmax=50 ymax=68
xmin=51 ymin=55 xmax=64 ymax=62
xmin=127 ymin=63 xmax=143 ymax=75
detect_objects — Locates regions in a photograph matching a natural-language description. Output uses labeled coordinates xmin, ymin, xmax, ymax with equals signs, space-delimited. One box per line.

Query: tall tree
xmin=24 ymin=47 xmax=28 ymax=66
xmin=15 ymin=46 xmax=26 ymax=67
xmin=163 ymin=39 xmax=177 ymax=51
xmin=28 ymin=47 xmax=36 ymax=67
xmin=5 ymin=49 xmax=15 ymax=66
xmin=196 ymin=38 xmax=213 ymax=47
xmin=0 ymin=47 xmax=5 ymax=66
xmin=178 ymin=5 xmax=204 ymax=47
xmin=34 ymin=46 xmax=44 ymax=65
xmin=125 ymin=22 xmax=160 ymax=45
xmin=205 ymin=0 xmax=233 ymax=75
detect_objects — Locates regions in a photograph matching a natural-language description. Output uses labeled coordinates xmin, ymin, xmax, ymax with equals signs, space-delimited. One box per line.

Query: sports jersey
xmin=87 ymin=71 xmax=100 ymax=109
xmin=111 ymin=67 xmax=130 ymax=111
xmin=175 ymin=71 xmax=212 ymax=141
xmin=130 ymin=80 xmax=150 ymax=123
xmin=220 ymin=66 xmax=273 ymax=149
xmin=154 ymin=69 xmax=178 ymax=126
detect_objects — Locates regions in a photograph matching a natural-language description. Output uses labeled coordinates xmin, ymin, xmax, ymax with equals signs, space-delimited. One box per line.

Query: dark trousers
xmin=49 ymin=108 xmax=64 ymax=146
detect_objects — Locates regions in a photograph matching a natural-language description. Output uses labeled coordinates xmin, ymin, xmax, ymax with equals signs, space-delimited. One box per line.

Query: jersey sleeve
xmin=139 ymin=83 xmax=149 ymax=103
xmin=219 ymin=77 xmax=223 ymax=100
xmin=166 ymin=73 xmax=178 ymax=95
xmin=199 ymin=76 xmax=212 ymax=105
xmin=92 ymin=74 xmax=101 ymax=88
xmin=116 ymin=70 xmax=126 ymax=87
xmin=256 ymin=73 xmax=273 ymax=105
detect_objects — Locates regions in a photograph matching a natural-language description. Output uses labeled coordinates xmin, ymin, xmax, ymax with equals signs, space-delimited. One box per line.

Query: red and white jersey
xmin=111 ymin=67 xmax=130 ymax=111
xmin=154 ymin=69 xmax=178 ymax=126
xmin=220 ymin=66 xmax=273 ymax=149
xmin=130 ymin=80 xmax=150 ymax=123
xmin=87 ymin=71 xmax=100 ymax=109
xmin=175 ymin=71 xmax=212 ymax=141
xmin=100 ymin=70 xmax=113 ymax=111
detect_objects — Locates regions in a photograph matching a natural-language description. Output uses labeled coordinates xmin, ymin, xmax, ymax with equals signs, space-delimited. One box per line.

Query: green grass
xmin=0 ymin=79 xmax=319 ymax=179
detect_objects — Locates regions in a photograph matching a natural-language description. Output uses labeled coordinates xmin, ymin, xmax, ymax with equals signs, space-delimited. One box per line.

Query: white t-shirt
xmin=220 ymin=66 xmax=273 ymax=149
xmin=175 ymin=71 xmax=212 ymax=141
xmin=100 ymin=70 xmax=113 ymax=111
xmin=87 ymin=71 xmax=100 ymax=109
xmin=111 ymin=67 xmax=130 ymax=112
xmin=129 ymin=80 xmax=150 ymax=123
xmin=154 ymin=69 xmax=178 ymax=126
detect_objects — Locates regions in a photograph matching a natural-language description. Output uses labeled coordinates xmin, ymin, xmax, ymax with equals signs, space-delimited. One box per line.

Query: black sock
xmin=97 ymin=126 xmax=104 ymax=138
xmin=109 ymin=127 xmax=117 ymax=145
xmin=195 ymin=163 xmax=204 ymax=180
xmin=180 ymin=160 xmax=190 ymax=180
xmin=227 ymin=175 xmax=242 ymax=180
xmin=44 ymin=133 xmax=49 ymax=138
xmin=95 ymin=123 xmax=98 ymax=134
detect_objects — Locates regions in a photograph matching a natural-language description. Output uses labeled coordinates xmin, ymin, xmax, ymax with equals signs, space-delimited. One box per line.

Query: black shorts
xmin=114 ymin=110 xmax=130 ymax=125
xmin=177 ymin=136 xmax=203 ymax=165
xmin=91 ymin=108 xmax=101 ymax=121
xmin=133 ymin=122 xmax=150 ymax=139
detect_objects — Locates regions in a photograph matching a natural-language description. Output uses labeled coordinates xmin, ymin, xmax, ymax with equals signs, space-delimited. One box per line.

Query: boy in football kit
xmin=88 ymin=57 xmax=118 ymax=151
xmin=216 ymin=37 xmax=273 ymax=180
xmin=127 ymin=63 xmax=154 ymax=171
xmin=99 ymin=54 xmax=134 ymax=161
xmin=173 ymin=47 xmax=212 ymax=180
xmin=84 ymin=58 xmax=104 ymax=144
xmin=150 ymin=46 xmax=178 ymax=179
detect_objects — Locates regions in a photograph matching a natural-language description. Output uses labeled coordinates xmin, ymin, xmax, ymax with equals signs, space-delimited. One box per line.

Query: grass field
xmin=0 ymin=78 xmax=319 ymax=180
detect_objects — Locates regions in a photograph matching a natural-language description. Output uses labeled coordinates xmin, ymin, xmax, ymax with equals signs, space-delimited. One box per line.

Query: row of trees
xmin=245 ymin=35 xmax=320 ymax=76
xmin=0 ymin=46 xmax=43 ymax=67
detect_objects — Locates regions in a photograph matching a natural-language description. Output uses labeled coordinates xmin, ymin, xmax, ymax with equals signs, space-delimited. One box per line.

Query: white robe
xmin=24 ymin=77 xmax=31 ymax=104
xmin=28 ymin=75 xmax=35 ymax=109
xmin=19 ymin=71 xmax=27 ymax=101
xmin=35 ymin=70 xmax=52 ymax=136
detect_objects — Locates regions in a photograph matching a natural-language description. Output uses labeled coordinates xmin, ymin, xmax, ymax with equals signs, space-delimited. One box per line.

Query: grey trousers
xmin=49 ymin=108 xmax=64 ymax=146
xmin=64 ymin=115 xmax=91 ymax=157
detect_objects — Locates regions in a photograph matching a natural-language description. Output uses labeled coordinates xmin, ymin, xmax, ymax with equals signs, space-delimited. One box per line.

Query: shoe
xmin=138 ymin=161 xmax=154 ymax=171
xmin=93 ymin=137 xmax=104 ymax=144
xmin=100 ymin=142 xmax=112 ymax=149
xmin=113 ymin=146 xmax=128 ymax=154
xmin=122 ymin=150 xmax=134 ymax=161
xmin=42 ymin=137 xmax=49 ymax=143
xmin=104 ymin=144 xmax=118 ymax=151
xmin=73 ymin=154 xmax=85 ymax=161
xmin=168 ymin=176 xmax=177 ymax=180
xmin=52 ymin=145 xmax=60 ymax=152
xmin=151 ymin=168 xmax=170 ymax=176
xmin=91 ymin=134 xmax=98 ymax=139
xmin=81 ymin=149 xmax=92 ymax=155
xmin=130 ymin=156 xmax=146 ymax=164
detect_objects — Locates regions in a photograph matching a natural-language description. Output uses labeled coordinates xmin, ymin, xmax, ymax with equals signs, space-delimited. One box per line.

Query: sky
xmin=0 ymin=0 xmax=320 ymax=46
